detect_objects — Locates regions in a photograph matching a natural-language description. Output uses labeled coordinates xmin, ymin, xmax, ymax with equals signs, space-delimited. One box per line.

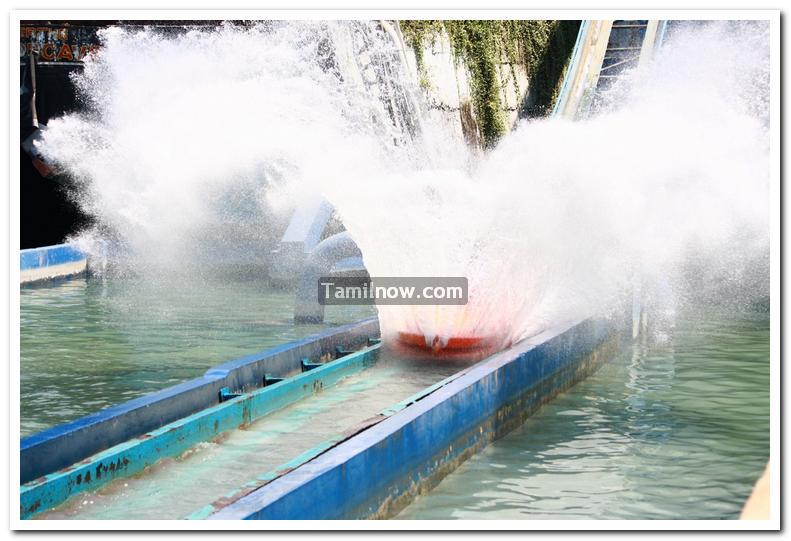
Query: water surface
xmin=397 ymin=309 xmax=770 ymax=520
xmin=20 ymin=276 xmax=375 ymax=436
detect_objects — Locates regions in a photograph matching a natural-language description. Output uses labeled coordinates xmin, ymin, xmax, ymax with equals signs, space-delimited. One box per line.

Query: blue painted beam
xmin=21 ymin=343 xmax=381 ymax=519
xmin=20 ymin=242 xmax=88 ymax=284
xmin=208 ymin=317 xmax=622 ymax=520
xmin=21 ymin=316 xmax=380 ymax=485
xmin=552 ymin=20 xmax=590 ymax=118
xmin=20 ymin=242 xmax=86 ymax=270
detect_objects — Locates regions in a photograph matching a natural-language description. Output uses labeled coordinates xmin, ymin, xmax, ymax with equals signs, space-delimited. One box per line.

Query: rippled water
xmin=397 ymin=308 xmax=769 ymax=520
xmin=20 ymin=277 xmax=375 ymax=436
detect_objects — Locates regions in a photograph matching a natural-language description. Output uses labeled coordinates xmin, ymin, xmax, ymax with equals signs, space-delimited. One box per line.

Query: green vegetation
xmin=399 ymin=20 xmax=581 ymax=148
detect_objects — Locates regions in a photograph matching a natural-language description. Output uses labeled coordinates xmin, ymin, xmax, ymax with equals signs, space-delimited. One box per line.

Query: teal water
xmin=20 ymin=277 xmax=375 ymax=436
xmin=397 ymin=309 xmax=770 ymax=520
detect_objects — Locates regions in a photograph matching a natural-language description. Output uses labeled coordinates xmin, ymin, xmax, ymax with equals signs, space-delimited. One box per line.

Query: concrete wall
xmin=389 ymin=22 xmax=529 ymax=148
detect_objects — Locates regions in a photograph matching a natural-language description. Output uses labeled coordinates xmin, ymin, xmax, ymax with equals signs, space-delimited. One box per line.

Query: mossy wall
xmin=399 ymin=20 xmax=581 ymax=148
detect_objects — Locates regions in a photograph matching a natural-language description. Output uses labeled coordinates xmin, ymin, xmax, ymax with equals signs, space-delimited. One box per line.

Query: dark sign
xmin=20 ymin=24 xmax=102 ymax=63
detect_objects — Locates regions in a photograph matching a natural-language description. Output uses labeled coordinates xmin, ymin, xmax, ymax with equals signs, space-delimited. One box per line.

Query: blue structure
xmin=293 ymin=231 xmax=367 ymax=323
xmin=21 ymin=336 xmax=381 ymax=519
xmin=552 ymin=20 xmax=590 ymax=118
xmin=206 ymin=317 xmax=621 ymax=519
xmin=20 ymin=242 xmax=87 ymax=284
xmin=269 ymin=197 xmax=336 ymax=287
xmin=21 ymin=317 xmax=379 ymax=487
xmin=21 ymin=312 xmax=623 ymax=520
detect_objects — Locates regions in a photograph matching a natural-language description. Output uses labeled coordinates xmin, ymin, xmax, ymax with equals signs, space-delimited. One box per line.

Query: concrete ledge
xmin=20 ymin=317 xmax=380 ymax=485
xmin=209 ymin=316 xmax=622 ymax=520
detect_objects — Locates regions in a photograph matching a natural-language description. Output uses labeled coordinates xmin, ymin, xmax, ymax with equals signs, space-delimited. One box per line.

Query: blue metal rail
xmin=22 ymin=340 xmax=381 ymax=518
xmin=20 ymin=242 xmax=87 ymax=284
xmin=208 ymin=317 xmax=622 ymax=520
xmin=552 ymin=20 xmax=590 ymax=118
xmin=21 ymin=317 xmax=379 ymax=486
xmin=20 ymin=242 xmax=85 ymax=271
xmin=23 ymin=313 xmax=623 ymax=520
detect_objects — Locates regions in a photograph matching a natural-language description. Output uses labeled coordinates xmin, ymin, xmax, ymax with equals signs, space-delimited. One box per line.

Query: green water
xmin=397 ymin=309 xmax=770 ymax=520
xmin=20 ymin=276 xmax=375 ymax=436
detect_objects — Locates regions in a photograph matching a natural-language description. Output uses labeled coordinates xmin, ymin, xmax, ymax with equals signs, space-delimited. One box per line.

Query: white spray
xmin=40 ymin=20 xmax=770 ymax=347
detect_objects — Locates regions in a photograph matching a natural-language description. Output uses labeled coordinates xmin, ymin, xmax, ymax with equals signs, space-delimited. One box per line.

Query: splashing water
xmin=40 ymin=21 xmax=770 ymax=350
xmin=40 ymin=21 xmax=438 ymax=274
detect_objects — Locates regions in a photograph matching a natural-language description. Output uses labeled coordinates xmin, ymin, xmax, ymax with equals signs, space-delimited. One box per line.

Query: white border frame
xmin=6 ymin=8 xmax=781 ymax=532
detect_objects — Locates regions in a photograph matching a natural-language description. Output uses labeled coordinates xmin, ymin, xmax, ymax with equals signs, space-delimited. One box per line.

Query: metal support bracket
xmin=301 ymin=358 xmax=323 ymax=372
xmin=335 ymin=345 xmax=354 ymax=359
xmin=218 ymin=387 xmax=242 ymax=403
xmin=263 ymin=374 xmax=285 ymax=387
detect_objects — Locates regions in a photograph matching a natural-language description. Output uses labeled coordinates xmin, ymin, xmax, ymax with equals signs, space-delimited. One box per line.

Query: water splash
xmin=41 ymin=21 xmax=437 ymax=276
xmin=323 ymin=22 xmax=770 ymax=346
xmin=40 ymin=20 xmax=770 ymax=349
